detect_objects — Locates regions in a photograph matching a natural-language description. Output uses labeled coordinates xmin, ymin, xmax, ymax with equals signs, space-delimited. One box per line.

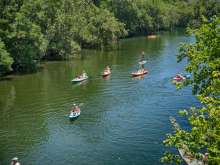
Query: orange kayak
xmin=146 ymin=35 xmax=158 ymax=39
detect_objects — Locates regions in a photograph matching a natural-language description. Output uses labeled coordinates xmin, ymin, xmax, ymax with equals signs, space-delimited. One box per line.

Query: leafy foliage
xmin=0 ymin=38 xmax=13 ymax=75
xmin=178 ymin=16 xmax=220 ymax=96
xmin=0 ymin=0 xmax=126 ymax=73
xmin=0 ymin=0 xmax=219 ymax=74
xmin=100 ymin=0 xmax=219 ymax=36
xmin=162 ymin=16 xmax=220 ymax=165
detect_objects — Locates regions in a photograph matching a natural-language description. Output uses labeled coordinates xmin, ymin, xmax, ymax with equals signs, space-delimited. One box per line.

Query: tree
xmin=0 ymin=0 xmax=47 ymax=72
xmin=0 ymin=0 xmax=127 ymax=73
xmin=0 ymin=38 xmax=13 ymax=75
xmin=9 ymin=10 xmax=48 ymax=72
xmin=0 ymin=0 xmax=219 ymax=74
xmin=161 ymin=16 xmax=220 ymax=165
xmin=178 ymin=16 xmax=220 ymax=96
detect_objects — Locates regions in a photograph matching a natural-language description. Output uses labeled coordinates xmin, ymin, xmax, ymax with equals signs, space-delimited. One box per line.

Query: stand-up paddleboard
xmin=131 ymin=69 xmax=148 ymax=77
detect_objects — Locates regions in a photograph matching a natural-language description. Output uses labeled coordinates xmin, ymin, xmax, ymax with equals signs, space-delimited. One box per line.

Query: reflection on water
xmin=1 ymin=86 xmax=16 ymax=114
xmin=132 ymin=75 xmax=145 ymax=80
xmin=0 ymin=31 xmax=199 ymax=165
xmin=102 ymin=75 xmax=111 ymax=80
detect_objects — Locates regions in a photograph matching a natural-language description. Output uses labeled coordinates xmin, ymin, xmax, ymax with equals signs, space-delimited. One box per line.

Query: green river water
xmin=0 ymin=31 xmax=198 ymax=165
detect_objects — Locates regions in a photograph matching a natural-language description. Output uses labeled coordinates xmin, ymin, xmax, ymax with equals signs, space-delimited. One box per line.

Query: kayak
xmin=139 ymin=60 xmax=146 ymax=65
xmin=71 ymin=75 xmax=88 ymax=83
xmin=146 ymin=35 xmax=158 ymax=39
xmin=101 ymin=71 xmax=111 ymax=77
xmin=131 ymin=69 xmax=148 ymax=76
xmin=69 ymin=110 xmax=80 ymax=120
xmin=173 ymin=77 xmax=185 ymax=81
xmin=173 ymin=74 xmax=186 ymax=81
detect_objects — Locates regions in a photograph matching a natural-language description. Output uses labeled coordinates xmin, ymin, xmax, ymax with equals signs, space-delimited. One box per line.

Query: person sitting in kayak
xmin=75 ymin=105 xmax=80 ymax=112
xmin=71 ymin=104 xmax=80 ymax=112
xmin=71 ymin=104 xmax=76 ymax=112
xmin=10 ymin=157 xmax=21 ymax=165
xmin=104 ymin=66 xmax=111 ymax=73
xmin=172 ymin=73 xmax=186 ymax=82
xmin=106 ymin=66 xmax=110 ymax=71
xmin=176 ymin=74 xmax=185 ymax=79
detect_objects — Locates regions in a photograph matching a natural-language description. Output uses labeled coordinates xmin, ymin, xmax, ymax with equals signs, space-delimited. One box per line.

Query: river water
xmin=0 ymin=31 xmax=199 ymax=165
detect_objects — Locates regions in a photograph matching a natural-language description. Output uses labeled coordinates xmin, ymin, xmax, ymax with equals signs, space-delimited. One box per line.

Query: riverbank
xmin=1 ymin=1 xmax=218 ymax=77
xmin=0 ymin=28 xmax=187 ymax=79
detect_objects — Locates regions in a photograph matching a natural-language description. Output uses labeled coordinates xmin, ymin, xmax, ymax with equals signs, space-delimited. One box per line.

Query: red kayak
xmin=173 ymin=74 xmax=186 ymax=81
xmin=131 ymin=69 xmax=148 ymax=77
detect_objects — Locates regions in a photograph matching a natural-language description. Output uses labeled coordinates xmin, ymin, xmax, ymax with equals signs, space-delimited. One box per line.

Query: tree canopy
xmin=99 ymin=0 xmax=220 ymax=36
xmin=0 ymin=38 xmax=13 ymax=76
xmin=0 ymin=0 xmax=126 ymax=73
xmin=0 ymin=0 xmax=219 ymax=74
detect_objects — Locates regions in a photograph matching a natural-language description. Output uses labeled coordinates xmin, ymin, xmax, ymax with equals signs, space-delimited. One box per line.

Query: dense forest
xmin=99 ymin=0 xmax=220 ymax=35
xmin=0 ymin=0 xmax=219 ymax=75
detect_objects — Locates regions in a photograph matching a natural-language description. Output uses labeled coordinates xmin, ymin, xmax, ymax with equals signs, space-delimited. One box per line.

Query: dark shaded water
xmin=0 ymin=31 xmax=198 ymax=165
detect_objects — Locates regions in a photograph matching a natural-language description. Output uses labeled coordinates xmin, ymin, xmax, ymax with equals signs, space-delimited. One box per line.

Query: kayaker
xmin=105 ymin=66 xmax=110 ymax=72
xmin=71 ymin=104 xmax=76 ymax=112
xmin=72 ymin=104 xmax=80 ymax=112
xmin=75 ymin=105 xmax=80 ymax=112
xmin=176 ymin=74 xmax=185 ymax=80
xmin=10 ymin=157 xmax=21 ymax=165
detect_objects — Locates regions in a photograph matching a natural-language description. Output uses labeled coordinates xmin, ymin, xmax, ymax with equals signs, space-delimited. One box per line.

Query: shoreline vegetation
xmin=0 ymin=0 xmax=219 ymax=76
xmin=0 ymin=0 xmax=126 ymax=76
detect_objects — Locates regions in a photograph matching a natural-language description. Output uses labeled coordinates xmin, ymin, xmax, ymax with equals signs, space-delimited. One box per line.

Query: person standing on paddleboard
xmin=140 ymin=51 xmax=145 ymax=69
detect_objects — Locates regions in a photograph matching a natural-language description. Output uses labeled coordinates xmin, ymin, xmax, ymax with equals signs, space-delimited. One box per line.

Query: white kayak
xmin=139 ymin=60 xmax=146 ymax=65
xmin=69 ymin=111 xmax=80 ymax=119
xmin=71 ymin=75 xmax=88 ymax=83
